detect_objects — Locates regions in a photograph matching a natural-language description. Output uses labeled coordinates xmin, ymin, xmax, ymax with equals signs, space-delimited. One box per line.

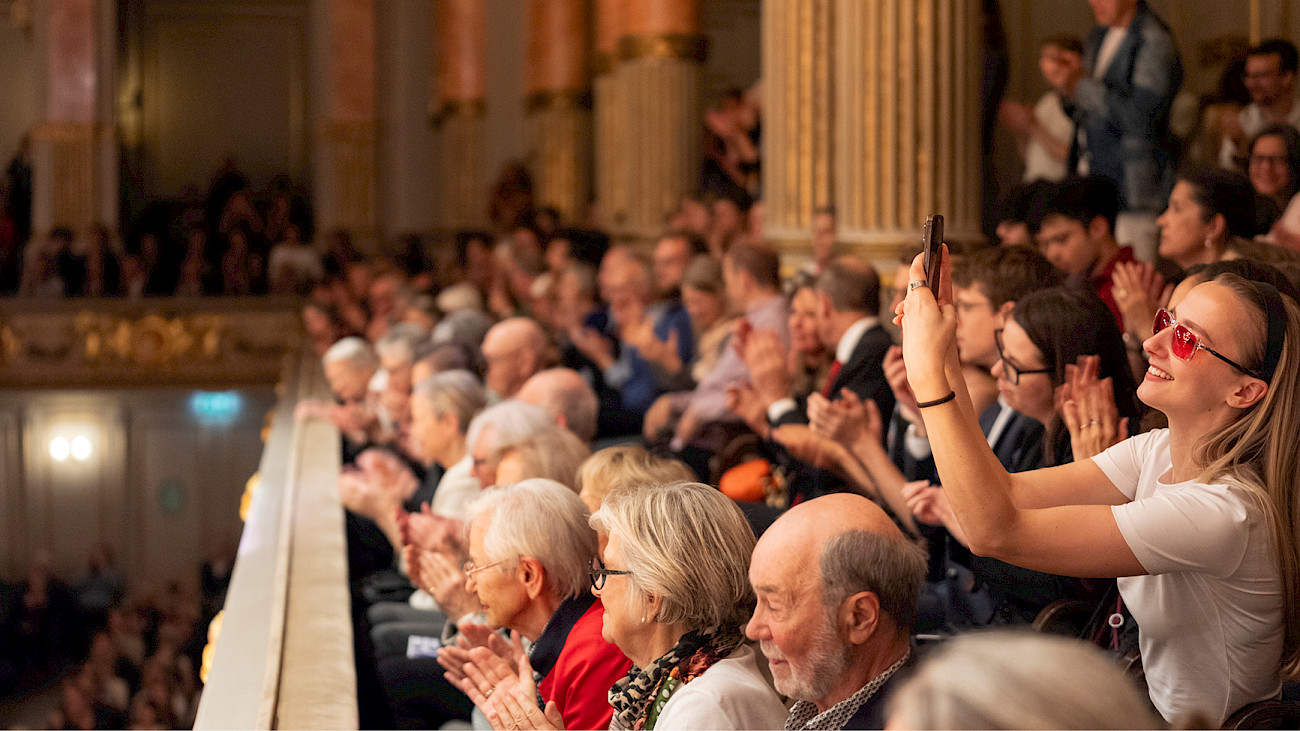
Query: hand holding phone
xmin=922 ymin=214 xmax=944 ymax=292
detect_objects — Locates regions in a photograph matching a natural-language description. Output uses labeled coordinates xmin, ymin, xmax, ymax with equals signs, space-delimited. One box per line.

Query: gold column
xmin=32 ymin=0 xmax=108 ymax=239
xmin=593 ymin=0 xmax=628 ymax=231
xmin=432 ymin=0 xmax=487 ymax=230
xmin=833 ymin=0 xmax=982 ymax=257
xmin=317 ymin=0 xmax=378 ymax=249
xmin=525 ymin=0 xmax=591 ymax=224
xmin=762 ymin=0 xmax=833 ymax=253
xmin=618 ymin=0 xmax=705 ymax=241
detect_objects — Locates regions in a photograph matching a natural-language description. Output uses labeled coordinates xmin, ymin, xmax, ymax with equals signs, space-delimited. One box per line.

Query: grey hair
xmin=819 ymin=530 xmax=926 ymax=634
xmin=590 ymin=481 xmax=755 ymax=631
xmin=465 ymin=400 xmax=553 ymax=453
xmin=886 ymin=631 xmax=1161 ymax=730
xmin=519 ymin=369 xmax=599 ymax=443
xmin=413 ymin=370 xmax=485 ymax=435
xmin=494 ymin=426 xmax=591 ymax=490
xmin=375 ymin=322 xmax=431 ymax=366
xmin=467 ymin=478 xmax=596 ymax=601
xmin=323 ymin=337 xmax=379 ymax=371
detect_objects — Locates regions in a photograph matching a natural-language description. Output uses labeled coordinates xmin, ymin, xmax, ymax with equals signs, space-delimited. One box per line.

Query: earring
xmin=641 ymin=615 xmax=646 ymax=623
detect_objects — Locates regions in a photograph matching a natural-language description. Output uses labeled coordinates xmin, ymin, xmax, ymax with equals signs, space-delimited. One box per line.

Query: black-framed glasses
xmin=994 ymin=329 xmax=1052 ymax=385
xmin=1153 ymin=309 xmax=1261 ymax=379
xmin=589 ymin=556 xmax=632 ymax=591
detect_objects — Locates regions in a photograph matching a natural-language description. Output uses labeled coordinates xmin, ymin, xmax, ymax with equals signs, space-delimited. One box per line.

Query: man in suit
xmin=763 ymin=257 xmax=894 ymax=430
xmin=1055 ymin=0 xmax=1181 ymax=258
xmin=748 ymin=493 xmax=926 ymax=730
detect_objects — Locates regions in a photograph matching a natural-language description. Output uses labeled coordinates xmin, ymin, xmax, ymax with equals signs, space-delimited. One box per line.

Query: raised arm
xmin=897 ymin=248 xmax=1143 ymax=577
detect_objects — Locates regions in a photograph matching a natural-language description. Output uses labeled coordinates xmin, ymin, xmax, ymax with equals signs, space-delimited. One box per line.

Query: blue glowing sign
xmin=189 ymin=391 xmax=244 ymax=426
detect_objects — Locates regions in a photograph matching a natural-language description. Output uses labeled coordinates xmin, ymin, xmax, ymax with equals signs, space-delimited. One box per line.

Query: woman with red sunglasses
xmin=895 ymin=246 xmax=1299 ymax=726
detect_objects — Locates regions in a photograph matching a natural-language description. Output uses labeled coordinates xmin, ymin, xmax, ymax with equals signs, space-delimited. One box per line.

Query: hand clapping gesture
xmin=1059 ymin=355 xmax=1129 ymax=461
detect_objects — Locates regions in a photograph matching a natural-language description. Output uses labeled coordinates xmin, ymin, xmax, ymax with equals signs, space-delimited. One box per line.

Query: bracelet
xmin=916 ymin=391 xmax=956 ymax=409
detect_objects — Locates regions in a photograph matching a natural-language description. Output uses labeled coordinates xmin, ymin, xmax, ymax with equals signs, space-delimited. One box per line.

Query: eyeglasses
xmin=1248 ymin=153 xmax=1289 ymax=168
xmin=589 ymin=556 xmax=632 ymax=591
xmin=1153 ymin=309 xmax=1260 ymax=379
xmin=463 ymin=558 xmax=507 ymax=578
xmin=994 ymin=329 xmax=1052 ymax=385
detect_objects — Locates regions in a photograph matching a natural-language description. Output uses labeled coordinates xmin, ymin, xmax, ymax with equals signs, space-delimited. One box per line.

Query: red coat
xmin=537 ymin=598 xmax=631 ymax=730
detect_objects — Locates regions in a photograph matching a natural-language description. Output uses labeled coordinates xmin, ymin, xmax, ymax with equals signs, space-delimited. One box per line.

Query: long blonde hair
xmin=1193 ymin=275 xmax=1300 ymax=675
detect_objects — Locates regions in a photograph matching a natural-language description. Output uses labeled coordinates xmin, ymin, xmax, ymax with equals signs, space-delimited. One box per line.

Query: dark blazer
xmin=981 ymin=401 xmax=1046 ymax=475
xmin=773 ymin=323 xmax=895 ymax=429
xmin=1068 ymin=0 xmax=1181 ymax=212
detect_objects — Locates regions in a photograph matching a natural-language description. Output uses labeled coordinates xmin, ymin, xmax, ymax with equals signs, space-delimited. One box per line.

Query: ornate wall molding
xmin=0 ymin=299 xmax=301 ymax=388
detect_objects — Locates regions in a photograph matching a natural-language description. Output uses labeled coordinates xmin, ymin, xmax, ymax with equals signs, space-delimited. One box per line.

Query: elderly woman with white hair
xmin=448 ymin=479 xmax=632 ymax=731
xmin=461 ymin=481 xmax=788 ymax=730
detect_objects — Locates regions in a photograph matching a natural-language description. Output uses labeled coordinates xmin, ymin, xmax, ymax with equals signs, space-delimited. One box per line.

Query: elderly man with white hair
xmin=296 ymin=336 xmax=380 ymax=461
xmin=436 ymin=479 xmax=631 ymax=731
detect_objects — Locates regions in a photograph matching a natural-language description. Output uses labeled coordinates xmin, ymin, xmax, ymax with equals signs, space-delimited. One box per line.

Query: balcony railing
xmin=192 ymin=348 xmax=357 ymax=730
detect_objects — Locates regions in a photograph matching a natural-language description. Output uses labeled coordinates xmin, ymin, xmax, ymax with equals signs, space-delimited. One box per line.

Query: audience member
xmin=1060 ymin=0 xmax=1182 ymax=253
xmin=444 ymin=479 xmax=632 ymax=731
xmin=1032 ymin=176 xmax=1135 ymax=326
xmin=886 ymin=631 xmax=1161 ymax=730
xmin=480 ymin=317 xmax=555 ymax=401
xmin=898 ymin=249 xmax=1299 ymax=723
xmin=1000 ymin=35 xmax=1084 ymax=183
xmin=1220 ymin=39 xmax=1300 ymax=170
xmin=1157 ymin=167 xmax=1259 ymax=269
xmin=515 ymin=368 xmax=600 ymax=444
xmin=747 ymin=494 xmax=926 ymax=730
xmin=464 ymin=481 xmax=788 ymax=730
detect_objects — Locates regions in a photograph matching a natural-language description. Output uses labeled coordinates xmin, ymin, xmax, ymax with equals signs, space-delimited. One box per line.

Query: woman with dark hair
xmin=1255 ymin=125 xmax=1300 ymax=252
xmin=906 ymin=286 xmax=1139 ymax=624
xmin=899 ymin=247 xmax=1300 ymax=723
xmin=1245 ymin=125 xmax=1300 ymax=208
xmin=1157 ymin=167 xmax=1259 ymax=270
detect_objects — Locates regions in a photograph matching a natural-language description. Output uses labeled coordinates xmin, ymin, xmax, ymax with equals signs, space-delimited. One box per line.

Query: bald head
xmin=516 ymin=368 xmax=599 ymax=443
xmin=481 ymin=317 xmax=552 ymax=399
xmin=753 ymin=495 xmax=905 ymax=588
xmin=748 ymin=494 xmax=925 ymax=708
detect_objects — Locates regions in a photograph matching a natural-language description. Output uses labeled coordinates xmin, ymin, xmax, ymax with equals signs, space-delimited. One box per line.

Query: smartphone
xmin=922 ymin=214 xmax=944 ymax=291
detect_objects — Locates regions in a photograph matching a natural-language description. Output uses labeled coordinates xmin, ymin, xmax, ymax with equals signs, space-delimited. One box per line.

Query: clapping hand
xmin=1059 ymin=355 xmax=1128 ymax=461
xmin=1111 ymin=261 xmax=1169 ymax=342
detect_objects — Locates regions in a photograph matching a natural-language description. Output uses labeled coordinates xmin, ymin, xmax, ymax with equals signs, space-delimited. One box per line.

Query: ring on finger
xmin=484 ymin=687 xmax=494 ymax=698
xmin=908 ymin=280 xmax=928 ymax=292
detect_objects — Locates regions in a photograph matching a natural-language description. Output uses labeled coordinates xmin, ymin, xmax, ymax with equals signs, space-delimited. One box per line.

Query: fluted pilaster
xmin=612 ymin=0 xmax=704 ymax=242
xmin=432 ymin=0 xmax=487 ymax=229
xmin=762 ymin=0 xmax=834 ymax=252
xmin=593 ymin=0 xmax=629 ymax=231
xmin=525 ymin=0 xmax=591 ymax=224
xmin=32 ymin=0 xmax=116 ymax=239
xmin=833 ymin=0 xmax=982 ymax=256
xmin=316 ymin=0 xmax=378 ymax=248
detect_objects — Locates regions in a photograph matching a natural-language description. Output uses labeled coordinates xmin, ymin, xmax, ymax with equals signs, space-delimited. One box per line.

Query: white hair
xmin=413 ymin=370 xmax=485 ymax=435
xmin=465 ymin=400 xmax=552 ymax=453
xmin=887 ymin=631 xmax=1161 ymax=730
xmin=323 ymin=336 xmax=378 ymax=371
xmin=590 ymin=481 xmax=755 ymax=630
xmin=467 ymin=478 xmax=596 ymax=601
xmin=375 ymin=322 xmax=430 ymax=366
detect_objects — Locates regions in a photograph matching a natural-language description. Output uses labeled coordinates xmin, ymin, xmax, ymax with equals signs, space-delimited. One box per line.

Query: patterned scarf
xmin=607 ymin=625 xmax=746 ymax=730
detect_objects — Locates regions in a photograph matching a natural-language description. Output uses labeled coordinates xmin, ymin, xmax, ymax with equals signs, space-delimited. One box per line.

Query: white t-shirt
xmin=654 ymin=645 xmax=790 ymax=730
xmin=1023 ymin=91 xmax=1073 ymax=183
xmin=1093 ymin=429 xmax=1283 ymax=724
